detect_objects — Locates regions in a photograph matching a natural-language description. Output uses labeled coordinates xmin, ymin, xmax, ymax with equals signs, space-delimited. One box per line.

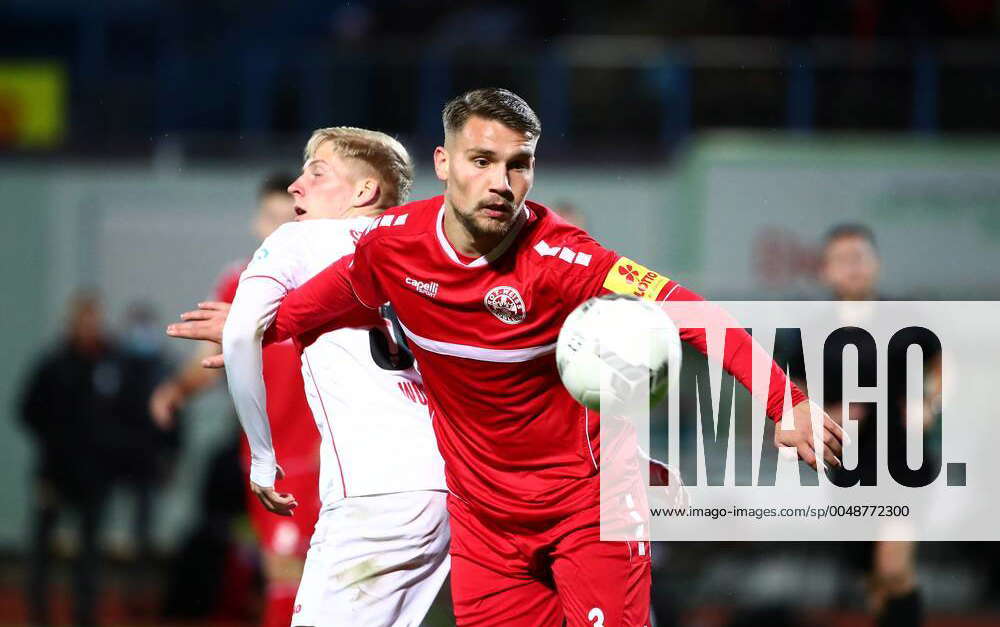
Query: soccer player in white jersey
xmin=222 ymin=127 xmax=449 ymax=626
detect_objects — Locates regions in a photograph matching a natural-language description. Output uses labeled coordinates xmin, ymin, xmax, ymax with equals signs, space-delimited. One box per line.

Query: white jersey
xmin=223 ymin=218 xmax=446 ymax=506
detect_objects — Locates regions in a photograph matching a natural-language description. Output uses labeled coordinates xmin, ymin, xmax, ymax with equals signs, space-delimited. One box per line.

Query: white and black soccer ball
xmin=556 ymin=295 xmax=682 ymax=411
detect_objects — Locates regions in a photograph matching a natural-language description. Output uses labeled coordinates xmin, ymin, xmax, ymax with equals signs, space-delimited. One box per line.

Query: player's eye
xmin=473 ymin=158 xmax=489 ymax=168
xmin=510 ymin=161 xmax=529 ymax=171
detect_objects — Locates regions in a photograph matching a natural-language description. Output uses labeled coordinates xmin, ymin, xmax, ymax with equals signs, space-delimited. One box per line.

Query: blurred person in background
xmin=108 ymin=302 xmax=179 ymax=617
xmin=150 ymin=172 xmax=322 ymax=627
xmin=820 ymin=224 xmax=880 ymax=302
xmin=18 ymin=290 xmax=123 ymax=627
xmin=820 ymin=224 xmax=926 ymax=627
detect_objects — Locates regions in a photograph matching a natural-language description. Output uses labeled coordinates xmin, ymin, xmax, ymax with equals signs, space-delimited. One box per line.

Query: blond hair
xmin=304 ymin=127 xmax=413 ymax=210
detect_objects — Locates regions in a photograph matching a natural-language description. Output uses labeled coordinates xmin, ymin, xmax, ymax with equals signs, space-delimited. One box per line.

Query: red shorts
xmin=245 ymin=468 xmax=321 ymax=558
xmin=448 ymin=494 xmax=650 ymax=627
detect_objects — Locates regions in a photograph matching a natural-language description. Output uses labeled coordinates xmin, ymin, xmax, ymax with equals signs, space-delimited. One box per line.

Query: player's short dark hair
xmin=824 ymin=223 xmax=877 ymax=251
xmin=258 ymin=172 xmax=295 ymax=199
xmin=442 ymin=88 xmax=541 ymax=139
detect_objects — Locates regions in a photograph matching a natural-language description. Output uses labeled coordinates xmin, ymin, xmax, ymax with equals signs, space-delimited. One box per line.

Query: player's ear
xmin=433 ymin=146 xmax=448 ymax=183
xmin=354 ymin=178 xmax=380 ymax=208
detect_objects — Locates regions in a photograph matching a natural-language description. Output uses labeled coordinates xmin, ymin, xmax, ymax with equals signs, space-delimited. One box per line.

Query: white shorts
xmin=292 ymin=490 xmax=450 ymax=627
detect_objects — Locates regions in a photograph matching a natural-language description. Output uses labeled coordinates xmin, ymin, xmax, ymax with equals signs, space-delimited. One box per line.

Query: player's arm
xmin=265 ymin=254 xmax=378 ymax=343
xmin=167 ymin=254 xmax=382 ymax=363
xmin=223 ymin=277 xmax=298 ymax=516
xmin=149 ymin=343 xmax=223 ymax=428
xmin=596 ymin=256 xmax=844 ymax=470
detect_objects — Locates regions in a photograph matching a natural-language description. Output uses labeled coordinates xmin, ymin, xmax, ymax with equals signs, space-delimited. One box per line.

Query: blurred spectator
xmin=18 ymin=290 xmax=123 ymax=627
xmin=108 ymin=302 xmax=179 ymax=616
xmin=819 ymin=224 xmax=881 ymax=301
xmin=819 ymin=224 xmax=926 ymax=627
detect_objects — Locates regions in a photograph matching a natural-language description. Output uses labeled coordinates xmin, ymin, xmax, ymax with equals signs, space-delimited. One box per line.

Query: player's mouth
xmin=294 ymin=206 xmax=307 ymax=218
xmin=480 ymin=203 xmax=513 ymax=220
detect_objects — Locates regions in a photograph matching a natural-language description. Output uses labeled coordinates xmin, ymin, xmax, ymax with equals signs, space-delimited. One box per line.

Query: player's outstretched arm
xmin=656 ymin=283 xmax=846 ymax=471
xmin=167 ymin=302 xmax=229 ymax=344
xmin=591 ymin=251 xmax=844 ymax=470
xmin=222 ymin=277 xmax=297 ymax=516
xmin=166 ymin=256 xmax=380 ymax=368
xmin=266 ymin=254 xmax=380 ymax=342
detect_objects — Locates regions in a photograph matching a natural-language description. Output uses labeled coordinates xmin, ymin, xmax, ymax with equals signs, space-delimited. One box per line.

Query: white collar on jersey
xmin=435 ymin=203 xmax=530 ymax=268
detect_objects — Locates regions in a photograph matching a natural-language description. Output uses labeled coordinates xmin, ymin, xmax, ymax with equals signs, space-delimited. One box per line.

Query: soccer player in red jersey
xmin=171 ymin=89 xmax=845 ymax=626
xmin=151 ymin=174 xmax=321 ymax=627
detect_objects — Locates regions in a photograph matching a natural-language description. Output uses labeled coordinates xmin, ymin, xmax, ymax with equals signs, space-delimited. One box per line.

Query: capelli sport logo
xmin=406 ymin=277 xmax=439 ymax=298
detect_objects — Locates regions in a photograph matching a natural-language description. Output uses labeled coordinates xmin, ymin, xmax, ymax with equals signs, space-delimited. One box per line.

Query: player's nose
xmin=287 ymin=175 xmax=305 ymax=196
xmin=489 ymin=168 xmax=513 ymax=197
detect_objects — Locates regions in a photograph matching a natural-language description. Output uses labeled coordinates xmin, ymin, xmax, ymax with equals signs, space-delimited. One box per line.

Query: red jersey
xmin=215 ymin=263 xmax=319 ymax=476
xmin=342 ymin=198 xmax=627 ymax=524
xmin=270 ymin=197 xmax=804 ymax=527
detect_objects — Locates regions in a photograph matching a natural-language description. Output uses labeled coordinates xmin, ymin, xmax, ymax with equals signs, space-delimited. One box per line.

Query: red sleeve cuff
xmin=765 ymin=365 xmax=808 ymax=422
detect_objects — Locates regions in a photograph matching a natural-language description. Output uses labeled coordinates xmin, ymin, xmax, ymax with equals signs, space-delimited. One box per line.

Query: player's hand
xmin=774 ymin=400 xmax=846 ymax=471
xmin=166 ymin=301 xmax=231 ymax=344
xmin=250 ymin=465 xmax=298 ymax=517
xmin=150 ymin=381 xmax=185 ymax=429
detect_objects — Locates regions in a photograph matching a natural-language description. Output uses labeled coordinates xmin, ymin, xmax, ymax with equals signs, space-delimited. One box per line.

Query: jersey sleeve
xmin=222 ymin=277 xmax=286 ymax=487
xmin=265 ymin=254 xmax=382 ymax=344
xmin=592 ymin=255 xmax=807 ymax=421
xmin=536 ymin=228 xmax=621 ymax=305
xmin=240 ymin=223 xmax=304 ymax=290
xmin=345 ymin=233 xmax=387 ymax=308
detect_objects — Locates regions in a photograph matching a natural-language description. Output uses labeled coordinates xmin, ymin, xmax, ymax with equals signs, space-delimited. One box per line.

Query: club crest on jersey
xmin=484 ymin=286 xmax=526 ymax=325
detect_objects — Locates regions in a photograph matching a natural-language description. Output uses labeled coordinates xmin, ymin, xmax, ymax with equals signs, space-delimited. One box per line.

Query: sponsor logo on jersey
xmin=484 ymin=285 xmax=526 ymax=324
xmin=253 ymin=247 xmax=269 ymax=261
xmin=603 ymin=257 xmax=670 ymax=301
xmin=618 ymin=264 xmax=640 ymax=284
xmin=405 ymin=277 xmax=439 ymax=298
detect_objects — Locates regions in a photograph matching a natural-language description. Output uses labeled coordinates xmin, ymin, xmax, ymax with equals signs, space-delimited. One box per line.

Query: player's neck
xmin=340 ymin=206 xmax=382 ymax=220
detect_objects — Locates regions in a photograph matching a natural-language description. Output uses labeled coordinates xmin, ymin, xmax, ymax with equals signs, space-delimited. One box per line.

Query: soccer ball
xmin=556 ymin=295 xmax=681 ymax=411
